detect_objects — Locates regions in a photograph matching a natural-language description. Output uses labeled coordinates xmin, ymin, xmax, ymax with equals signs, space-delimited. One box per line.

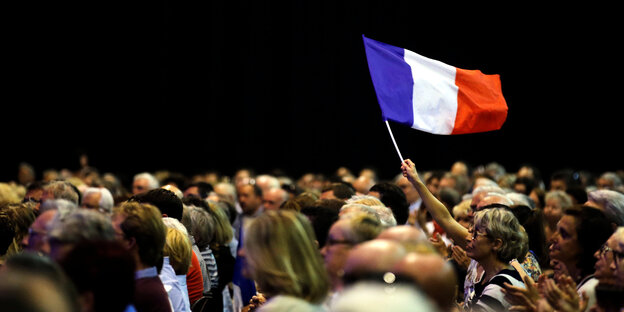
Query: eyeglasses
xmin=468 ymin=228 xmax=489 ymax=241
xmin=599 ymin=243 xmax=624 ymax=266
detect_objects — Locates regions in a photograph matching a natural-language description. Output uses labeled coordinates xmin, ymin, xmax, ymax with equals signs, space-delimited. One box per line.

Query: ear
xmin=491 ymin=238 xmax=504 ymax=251
xmin=125 ymin=236 xmax=137 ymax=251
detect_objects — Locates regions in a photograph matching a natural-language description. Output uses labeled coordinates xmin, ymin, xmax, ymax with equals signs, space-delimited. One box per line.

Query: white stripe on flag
xmin=403 ymin=49 xmax=459 ymax=135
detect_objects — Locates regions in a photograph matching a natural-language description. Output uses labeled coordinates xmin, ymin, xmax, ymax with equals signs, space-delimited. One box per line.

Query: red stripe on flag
xmin=451 ymin=68 xmax=508 ymax=135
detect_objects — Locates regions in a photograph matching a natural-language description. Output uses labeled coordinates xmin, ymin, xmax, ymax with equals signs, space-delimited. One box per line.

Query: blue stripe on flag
xmin=362 ymin=35 xmax=414 ymax=127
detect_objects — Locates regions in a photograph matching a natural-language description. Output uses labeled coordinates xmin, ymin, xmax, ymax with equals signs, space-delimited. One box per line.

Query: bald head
xmin=343 ymin=239 xmax=407 ymax=283
xmin=393 ymin=252 xmax=457 ymax=310
xmin=476 ymin=193 xmax=513 ymax=211
xmin=377 ymin=225 xmax=434 ymax=253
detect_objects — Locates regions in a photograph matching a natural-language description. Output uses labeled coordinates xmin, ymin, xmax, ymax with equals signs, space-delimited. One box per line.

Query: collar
xmin=135 ymin=266 xmax=158 ymax=280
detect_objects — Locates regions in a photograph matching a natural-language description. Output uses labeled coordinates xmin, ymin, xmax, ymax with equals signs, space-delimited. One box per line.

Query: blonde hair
xmin=206 ymin=200 xmax=233 ymax=247
xmin=244 ymin=210 xmax=329 ymax=303
xmin=163 ymin=227 xmax=192 ymax=275
xmin=347 ymin=195 xmax=384 ymax=207
xmin=452 ymin=199 xmax=472 ymax=218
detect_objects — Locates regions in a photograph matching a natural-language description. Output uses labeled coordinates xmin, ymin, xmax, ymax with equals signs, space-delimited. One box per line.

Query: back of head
xmin=44 ymin=180 xmax=80 ymax=205
xmin=56 ymin=240 xmax=135 ymax=312
xmin=340 ymin=212 xmax=384 ymax=245
xmin=1 ymin=253 xmax=79 ymax=312
xmin=48 ymin=209 xmax=116 ymax=260
xmin=130 ymin=188 xmax=184 ymax=221
xmin=392 ymin=252 xmax=457 ymax=311
xmin=369 ymin=182 xmax=409 ymax=225
xmin=244 ymin=210 xmax=329 ymax=303
xmin=114 ymin=201 xmax=166 ymax=268
xmin=342 ymin=239 xmax=407 ymax=285
xmin=163 ymin=227 xmax=192 ymax=276
xmin=300 ymin=202 xmax=339 ymax=249
xmin=82 ymin=187 xmax=115 ymax=215
xmin=323 ymin=182 xmax=356 ymax=200
xmin=187 ymin=207 xmax=215 ymax=249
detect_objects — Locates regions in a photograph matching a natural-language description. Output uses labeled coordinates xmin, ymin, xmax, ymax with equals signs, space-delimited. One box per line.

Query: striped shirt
xmin=464 ymin=268 xmax=524 ymax=312
xmin=200 ymin=246 xmax=219 ymax=292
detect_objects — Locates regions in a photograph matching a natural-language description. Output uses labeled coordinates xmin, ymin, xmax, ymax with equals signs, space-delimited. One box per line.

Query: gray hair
xmin=506 ymin=192 xmax=535 ymax=209
xmin=599 ymin=172 xmax=622 ymax=187
xmin=44 ymin=181 xmax=80 ymax=205
xmin=48 ymin=209 xmax=116 ymax=244
xmin=545 ymin=190 xmax=573 ymax=209
xmin=133 ymin=172 xmax=160 ymax=190
xmin=188 ymin=207 xmax=215 ymax=249
xmin=39 ymin=199 xmax=78 ymax=221
xmin=473 ymin=208 xmax=528 ymax=263
xmin=82 ymin=187 xmax=115 ymax=214
xmin=587 ymin=189 xmax=624 ymax=226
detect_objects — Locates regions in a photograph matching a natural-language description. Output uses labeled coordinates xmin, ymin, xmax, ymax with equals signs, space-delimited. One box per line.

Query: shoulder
xmin=259 ymin=295 xmax=326 ymax=312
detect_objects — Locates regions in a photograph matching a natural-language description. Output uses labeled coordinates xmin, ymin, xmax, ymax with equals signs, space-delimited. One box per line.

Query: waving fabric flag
xmin=363 ymin=35 xmax=508 ymax=135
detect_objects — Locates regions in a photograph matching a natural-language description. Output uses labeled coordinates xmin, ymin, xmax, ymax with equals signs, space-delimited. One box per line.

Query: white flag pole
xmin=385 ymin=120 xmax=404 ymax=164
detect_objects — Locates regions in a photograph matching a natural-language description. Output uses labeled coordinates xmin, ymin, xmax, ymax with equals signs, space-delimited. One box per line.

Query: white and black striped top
xmin=464 ymin=268 xmax=525 ymax=312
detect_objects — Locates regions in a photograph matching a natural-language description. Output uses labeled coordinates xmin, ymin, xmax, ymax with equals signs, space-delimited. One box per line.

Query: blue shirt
xmin=159 ymin=257 xmax=189 ymax=312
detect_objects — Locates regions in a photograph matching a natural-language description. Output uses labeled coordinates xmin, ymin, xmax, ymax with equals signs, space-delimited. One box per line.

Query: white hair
xmin=83 ymin=187 xmax=115 ymax=214
xmin=133 ymin=172 xmax=160 ymax=190
xmin=587 ymin=189 xmax=624 ymax=226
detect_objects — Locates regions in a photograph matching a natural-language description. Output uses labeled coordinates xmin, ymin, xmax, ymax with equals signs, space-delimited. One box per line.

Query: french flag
xmin=363 ymin=35 xmax=508 ymax=135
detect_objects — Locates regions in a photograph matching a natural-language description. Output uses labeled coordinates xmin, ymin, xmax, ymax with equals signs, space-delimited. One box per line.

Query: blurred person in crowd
xmin=133 ymin=172 xmax=160 ymax=195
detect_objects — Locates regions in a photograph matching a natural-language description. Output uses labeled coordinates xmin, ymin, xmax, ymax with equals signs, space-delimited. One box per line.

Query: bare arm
xmin=401 ymin=159 xmax=470 ymax=249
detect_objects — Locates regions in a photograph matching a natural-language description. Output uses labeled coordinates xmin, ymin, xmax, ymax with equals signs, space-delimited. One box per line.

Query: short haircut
xmin=587 ymin=189 xmax=624 ymax=226
xmin=129 ymin=188 xmax=183 ymax=221
xmin=369 ymin=182 xmax=409 ymax=225
xmin=473 ymin=208 xmax=528 ymax=263
xmin=133 ymin=173 xmax=160 ymax=190
xmin=339 ymin=211 xmax=384 ymax=244
xmin=186 ymin=182 xmax=214 ymax=199
xmin=57 ymin=240 xmax=135 ymax=312
xmin=187 ymin=207 xmax=215 ymax=249
xmin=82 ymin=187 xmax=115 ymax=214
xmin=48 ymin=210 xmax=116 ymax=245
xmin=545 ymin=190 xmax=573 ymax=209
xmin=322 ymin=182 xmax=355 ymax=200
xmin=44 ymin=181 xmax=80 ymax=205
xmin=113 ymin=201 xmax=166 ymax=268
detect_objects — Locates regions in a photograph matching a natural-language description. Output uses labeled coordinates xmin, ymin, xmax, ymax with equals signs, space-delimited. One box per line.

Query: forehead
xmin=558 ymin=215 xmax=577 ymax=232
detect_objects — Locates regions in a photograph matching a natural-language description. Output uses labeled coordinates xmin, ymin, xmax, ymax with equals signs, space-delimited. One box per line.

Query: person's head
xmin=213 ymin=182 xmax=237 ymax=206
xmin=129 ymin=188 xmax=183 ymax=221
xmin=237 ymin=183 xmax=263 ymax=215
xmin=205 ymin=200 xmax=234 ymax=247
xmin=596 ymin=172 xmax=622 ymax=191
xmin=23 ymin=181 xmax=45 ymax=213
xmin=183 ymin=182 xmax=214 ymax=199
xmin=376 ymin=225 xmax=432 ymax=253
xmin=187 ymin=206 xmax=215 ymax=250
xmin=453 ymin=199 xmax=473 ymax=229
xmin=467 ymin=208 xmax=528 ymax=264
xmin=342 ymin=239 xmax=407 ymax=285
xmin=47 ymin=209 xmax=116 ymax=262
xmin=300 ymin=201 xmax=340 ymax=249
xmin=25 ymin=209 xmax=58 ymax=255
xmin=549 ymin=206 xmax=614 ymax=279
xmin=320 ymin=182 xmax=356 ymax=200
xmin=549 ymin=169 xmax=579 ymax=192
xmin=262 ymin=187 xmax=289 ymax=211
xmin=243 ymin=210 xmax=329 ymax=303
xmin=593 ymin=226 xmax=624 ymax=286
xmin=368 ymin=182 xmax=409 ymax=225
xmin=163 ymin=225 xmax=192 ymax=276
xmin=320 ymin=212 xmax=383 ymax=290
xmin=132 ymin=172 xmax=159 ymax=195
xmin=56 ymin=240 xmax=135 ymax=312
xmin=513 ymin=176 xmax=538 ymax=196
xmin=81 ymin=187 xmax=114 ymax=215
xmin=1 ymin=252 xmax=79 ymax=312
xmin=1 ymin=202 xmax=36 ymax=256
xmin=112 ymin=201 xmax=166 ymax=269
xmin=351 ymin=175 xmax=375 ymax=195
xmin=586 ymin=189 xmax=624 ymax=228
xmin=395 ymin=176 xmax=421 ymax=205
xmin=469 ymin=185 xmax=505 ymax=211
xmin=392 ymin=252 xmax=458 ymax=311
xmin=42 ymin=180 xmax=80 ymax=206
xmin=544 ymin=190 xmax=573 ymax=226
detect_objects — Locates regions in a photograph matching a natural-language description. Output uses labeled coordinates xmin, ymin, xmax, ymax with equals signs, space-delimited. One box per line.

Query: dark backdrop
xmin=3 ymin=2 xmax=621 ymax=186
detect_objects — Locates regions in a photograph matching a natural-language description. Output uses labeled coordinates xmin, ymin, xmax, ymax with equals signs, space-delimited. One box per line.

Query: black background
xmin=3 ymin=2 xmax=621 ymax=187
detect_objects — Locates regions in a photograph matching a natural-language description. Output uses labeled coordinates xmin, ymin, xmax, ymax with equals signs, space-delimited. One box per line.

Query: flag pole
xmin=385 ymin=120 xmax=404 ymax=163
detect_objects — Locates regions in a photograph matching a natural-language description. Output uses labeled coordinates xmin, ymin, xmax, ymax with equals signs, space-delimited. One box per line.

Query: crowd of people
xmin=1 ymin=159 xmax=623 ymax=312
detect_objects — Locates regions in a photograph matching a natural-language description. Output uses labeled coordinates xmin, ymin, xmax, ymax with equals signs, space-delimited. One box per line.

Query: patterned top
xmin=200 ymin=246 xmax=220 ymax=291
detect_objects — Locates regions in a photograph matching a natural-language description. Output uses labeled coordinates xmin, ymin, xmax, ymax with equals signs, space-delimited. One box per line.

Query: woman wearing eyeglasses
xmin=462 ymin=207 xmax=529 ymax=311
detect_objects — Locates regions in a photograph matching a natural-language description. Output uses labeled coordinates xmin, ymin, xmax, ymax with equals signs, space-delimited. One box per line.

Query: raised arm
xmin=401 ymin=159 xmax=470 ymax=249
